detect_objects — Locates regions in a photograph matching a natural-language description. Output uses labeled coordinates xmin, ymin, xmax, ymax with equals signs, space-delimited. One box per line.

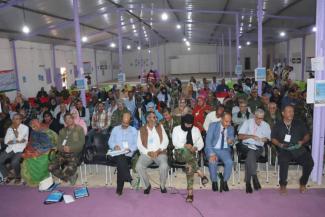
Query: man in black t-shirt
xmin=271 ymin=105 xmax=314 ymax=195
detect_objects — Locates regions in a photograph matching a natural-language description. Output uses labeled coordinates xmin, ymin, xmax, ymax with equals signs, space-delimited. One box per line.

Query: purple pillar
xmin=222 ymin=33 xmax=225 ymax=78
xmin=301 ymin=36 xmax=306 ymax=80
xmin=311 ymin=0 xmax=325 ymax=185
xmin=257 ymin=0 xmax=263 ymax=96
xmin=51 ymin=44 xmax=57 ymax=88
xmin=94 ymin=49 xmax=98 ymax=87
xmin=286 ymin=40 xmax=290 ymax=65
xmin=73 ymin=0 xmax=86 ymax=106
xmin=11 ymin=40 xmax=20 ymax=91
xmin=228 ymin=27 xmax=232 ymax=79
xmin=117 ymin=9 xmax=123 ymax=77
xmin=236 ymin=13 xmax=240 ymax=79
xmin=156 ymin=37 xmax=160 ymax=73
xmin=216 ymin=42 xmax=218 ymax=76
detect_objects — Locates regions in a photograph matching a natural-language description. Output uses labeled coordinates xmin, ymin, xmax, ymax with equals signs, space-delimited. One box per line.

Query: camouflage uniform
xmin=161 ymin=117 xmax=181 ymax=165
xmin=49 ymin=125 xmax=85 ymax=182
xmin=48 ymin=152 xmax=80 ymax=182
xmin=174 ymin=148 xmax=198 ymax=190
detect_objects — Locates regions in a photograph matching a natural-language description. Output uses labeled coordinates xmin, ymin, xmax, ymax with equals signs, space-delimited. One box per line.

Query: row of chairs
xmin=78 ymin=133 xmax=274 ymax=187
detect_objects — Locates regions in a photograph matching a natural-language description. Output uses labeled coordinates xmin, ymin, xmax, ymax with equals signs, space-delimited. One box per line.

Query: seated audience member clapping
xmin=108 ymin=112 xmax=138 ymax=195
xmin=238 ymin=109 xmax=271 ymax=193
xmin=136 ymin=111 xmax=169 ymax=194
xmin=271 ymin=105 xmax=314 ymax=195
xmin=205 ymin=112 xmax=234 ymax=192
xmin=48 ymin=113 xmax=85 ymax=185
xmin=87 ymin=102 xmax=109 ymax=145
xmin=172 ymin=114 xmax=209 ymax=203
xmin=0 ymin=114 xmax=29 ymax=184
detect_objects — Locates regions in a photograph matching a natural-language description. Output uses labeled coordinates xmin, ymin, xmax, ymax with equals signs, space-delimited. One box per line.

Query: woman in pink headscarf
xmin=69 ymin=108 xmax=88 ymax=135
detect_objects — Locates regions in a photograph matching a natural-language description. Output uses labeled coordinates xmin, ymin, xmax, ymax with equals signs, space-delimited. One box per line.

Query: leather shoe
xmin=223 ymin=181 xmax=229 ymax=192
xmin=246 ymin=182 xmax=253 ymax=194
xmin=144 ymin=184 xmax=151 ymax=194
xmin=252 ymin=175 xmax=261 ymax=190
xmin=212 ymin=182 xmax=218 ymax=192
xmin=160 ymin=187 xmax=167 ymax=193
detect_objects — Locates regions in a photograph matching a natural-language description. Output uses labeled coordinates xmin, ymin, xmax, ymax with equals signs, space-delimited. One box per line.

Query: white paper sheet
xmin=63 ymin=195 xmax=75 ymax=204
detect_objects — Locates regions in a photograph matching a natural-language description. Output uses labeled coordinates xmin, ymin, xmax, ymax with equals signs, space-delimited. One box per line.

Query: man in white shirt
xmin=136 ymin=111 xmax=169 ymax=194
xmin=238 ymin=109 xmax=271 ymax=194
xmin=203 ymin=105 xmax=225 ymax=131
xmin=0 ymin=114 xmax=29 ymax=184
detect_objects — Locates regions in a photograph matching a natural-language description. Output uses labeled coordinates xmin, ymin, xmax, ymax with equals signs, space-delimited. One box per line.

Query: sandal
xmin=186 ymin=194 xmax=193 ymax=203
xmin=201 ymin=176 xmax=209 ymax=186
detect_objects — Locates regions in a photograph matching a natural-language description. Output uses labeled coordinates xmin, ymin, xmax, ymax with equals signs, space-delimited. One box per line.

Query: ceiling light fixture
xmin=238 ymin=45 xmax=242 ymax=49
xmin=161 ymin=12 xmax=169 ymax=21
xmin=81 ymin=36 xmax=88 ymax=42
xmin=312 ymin=26 xmax=317 ymax=32
xmin=126 ymin=45 xmax=131 ymax=50
xmin=22 ymin=25 xmax=30 ymax=34
xmin=183 ymin=38 xmax=187 ymax=42
xmin=176 ymin=24 xmax=181 ymax=29
xmin=279 ymin=31 xmax=286 ymax=37
xmin=110 ymin=42 xmax=116 ymax=48
xmin=137 ymin=46 xmax=141 ymax=50
xmin=246 ymin=41 xmax=251 ymax=46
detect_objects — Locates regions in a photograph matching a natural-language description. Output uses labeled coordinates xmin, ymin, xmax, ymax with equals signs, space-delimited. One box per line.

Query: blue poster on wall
xmin=0 ymin=70 xmax=16 ymax=92
xmin=75 ymin=78 xmax=87 ymax=90
xmin=235 ymin=65 xmax=242 ymax=75
xmin=38 ymin=74 xmax=44 ymax=81
xmin=255 ymin=67 xmax=266 ymax=81
xmin=315 ymin=81 xmax=325 ymax=105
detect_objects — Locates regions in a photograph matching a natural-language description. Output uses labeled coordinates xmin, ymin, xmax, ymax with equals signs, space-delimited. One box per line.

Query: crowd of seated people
xmin=0 ymin=74 xmax=315 ymax=202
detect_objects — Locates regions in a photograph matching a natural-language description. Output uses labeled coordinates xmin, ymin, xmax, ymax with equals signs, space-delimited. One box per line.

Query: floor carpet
xmin=1 ymin=186 xmax=325 ymax=217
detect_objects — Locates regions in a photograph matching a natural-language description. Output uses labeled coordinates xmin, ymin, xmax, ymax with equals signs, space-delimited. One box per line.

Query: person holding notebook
xmin=108 ymin=112 xmax=138 ymax=195
xmin=237 ymin=109 xmax=271 ymax=194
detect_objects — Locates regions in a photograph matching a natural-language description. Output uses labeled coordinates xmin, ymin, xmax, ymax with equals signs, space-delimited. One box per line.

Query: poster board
xmin=255 ymin=67 xmax=266 ymax=81
xmin=0 ymin=70 xmax=16 ymax=92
